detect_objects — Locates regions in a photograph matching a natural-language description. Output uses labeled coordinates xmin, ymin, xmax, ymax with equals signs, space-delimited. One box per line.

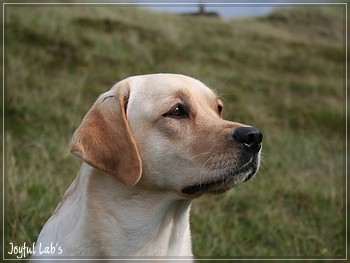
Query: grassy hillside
xmin=4 ymin=4 xmax=345 ymax=259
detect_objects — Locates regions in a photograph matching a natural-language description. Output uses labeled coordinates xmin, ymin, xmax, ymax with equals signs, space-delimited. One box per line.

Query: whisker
xmin=198 ymin=156 xmax=215 ymax=188
xmin=189 ymin=151 xmax=211 ymax=161
xmin=213 ymin=76 xmax=232 ymax=94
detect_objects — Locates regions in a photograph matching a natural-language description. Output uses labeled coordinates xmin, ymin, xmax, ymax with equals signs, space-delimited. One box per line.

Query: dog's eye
xmin=218 ymin=105 xmax=223 ymax=115
xmin=163 ymin=104 xmax=189 ymax=118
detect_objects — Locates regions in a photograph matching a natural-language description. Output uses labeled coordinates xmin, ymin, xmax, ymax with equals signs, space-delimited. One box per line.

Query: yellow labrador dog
xmin=35 ymin=74 xmax=262 ymax=258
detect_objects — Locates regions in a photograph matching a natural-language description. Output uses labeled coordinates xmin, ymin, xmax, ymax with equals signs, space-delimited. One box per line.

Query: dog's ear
xmin=70 ymin=81 xmax=142 ymax=186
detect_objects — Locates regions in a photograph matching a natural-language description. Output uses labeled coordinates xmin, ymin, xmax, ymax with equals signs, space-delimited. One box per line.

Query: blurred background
xmin=4 ymin=1 xmax=346 ymax=259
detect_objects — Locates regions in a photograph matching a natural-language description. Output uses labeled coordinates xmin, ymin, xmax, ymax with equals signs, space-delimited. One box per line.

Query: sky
xmin=133 ymin=1 xmax=330 ymax=19
xmin=133 ymin=1 xmax=296 ymax=19
xmin=142 ymin=5 xmax=276 ymax=19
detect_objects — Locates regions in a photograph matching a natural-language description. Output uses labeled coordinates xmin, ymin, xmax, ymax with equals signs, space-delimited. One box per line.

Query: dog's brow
xmin=174 ymin=90 xmax=188 ymax=99
xmin=164 ymin=90 xmax=191 ymax=105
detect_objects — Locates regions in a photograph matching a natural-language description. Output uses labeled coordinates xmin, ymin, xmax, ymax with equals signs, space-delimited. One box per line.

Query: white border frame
xmin=2 ymin=1 xmax=348 ymax=261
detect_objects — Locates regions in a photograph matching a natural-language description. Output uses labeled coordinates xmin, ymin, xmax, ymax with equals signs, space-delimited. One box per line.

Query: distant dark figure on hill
xmin=182 ymin=4 xmax=220 ymax=18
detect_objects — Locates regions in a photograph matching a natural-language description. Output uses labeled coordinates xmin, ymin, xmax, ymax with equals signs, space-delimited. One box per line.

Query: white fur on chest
xmin=35 ymin=164 xmax=193 ymax=258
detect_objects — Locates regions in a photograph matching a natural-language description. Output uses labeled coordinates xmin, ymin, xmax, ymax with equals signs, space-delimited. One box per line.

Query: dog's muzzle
xmin=182 ymin=126 xmax=263 ymax=196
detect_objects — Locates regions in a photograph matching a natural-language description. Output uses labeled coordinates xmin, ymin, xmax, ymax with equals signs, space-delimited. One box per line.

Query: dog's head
xmin=70 ymin=74 xmax=262 ymax=198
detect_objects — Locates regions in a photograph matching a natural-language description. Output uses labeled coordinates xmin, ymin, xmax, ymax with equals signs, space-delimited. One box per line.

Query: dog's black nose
xmin=233 ymin=126 xmax=262 ymax=152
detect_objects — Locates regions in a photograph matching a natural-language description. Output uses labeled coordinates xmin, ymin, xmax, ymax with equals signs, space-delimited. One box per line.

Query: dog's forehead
xmin=128 ymin=74 xmax=217 ymax=101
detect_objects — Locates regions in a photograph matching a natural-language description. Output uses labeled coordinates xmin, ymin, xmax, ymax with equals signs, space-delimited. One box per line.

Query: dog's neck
xmin=51 ymin=163 xmax=193 ymax=257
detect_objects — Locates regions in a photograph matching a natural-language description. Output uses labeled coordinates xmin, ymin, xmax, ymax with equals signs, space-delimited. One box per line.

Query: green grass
xmin=4 ymin=4 xmax=345 ymax=259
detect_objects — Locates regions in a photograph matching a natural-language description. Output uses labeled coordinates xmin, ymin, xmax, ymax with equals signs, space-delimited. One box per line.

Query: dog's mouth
xmin=181 ymin=181 xmax=220 ymax=195
xmin=181 ymin=160 xmax=258 ymax=196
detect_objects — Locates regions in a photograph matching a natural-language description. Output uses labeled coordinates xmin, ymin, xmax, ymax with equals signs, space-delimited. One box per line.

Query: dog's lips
xmin=181 ymin=177 xmax=237 ymax=196
xmin=181 ymin=181 xmax=219 ymax=195
xmin=181 ymin=161 xmax=259 ymax=196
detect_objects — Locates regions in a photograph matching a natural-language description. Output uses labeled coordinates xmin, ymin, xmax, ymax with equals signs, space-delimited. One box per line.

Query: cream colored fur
xmin=34 ymin=74 xmax=261 ymax=260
